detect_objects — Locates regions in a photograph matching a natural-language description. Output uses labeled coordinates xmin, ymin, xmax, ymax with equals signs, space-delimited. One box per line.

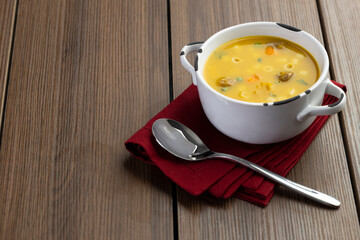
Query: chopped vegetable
xmin=236 ymin=77 xmax=243 ymax=82
xmin=297 ymin=79 xmax=309 ymax=85
xmin=232 ymin=57 xmax=241 ymax=63
xmin=221 ymin=87 xmax=229 ymax=92
xmin=254 ymin=42 xmax=262 ymax=45
xmin=218 ymin=77 xmax=236 ymax=86
xmin=263 ymin=66 xmax=274 ymax=72
xmin=260 ymin=82 xmax=273 ymax=91
xmin=277 ymin=71 xmax=294 ymax=82
xmin=247 ymin=74 xmax=260 ymax=82
xmin=239 ymin=91 xmax=249 ymax=98
xmin=269 ymin=92 xmax=277 ymax=97
xmin=257 ymin=58 xmax=262 ymax=63
xmin=265 ymin=46 xmax=275 ymax=55
xmin=267 ymin=96 xmax=276 ymax=102
xmin=214 ymin=51 xmax=228 ymax=59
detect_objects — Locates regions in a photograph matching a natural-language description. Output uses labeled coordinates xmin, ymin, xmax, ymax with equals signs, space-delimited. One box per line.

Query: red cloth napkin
xmin=125 ymin=81 xmax=346 ymax=207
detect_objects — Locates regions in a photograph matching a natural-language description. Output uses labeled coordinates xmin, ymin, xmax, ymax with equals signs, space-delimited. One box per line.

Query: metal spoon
xmin=152 ymin=118 xmax=340 ymax=208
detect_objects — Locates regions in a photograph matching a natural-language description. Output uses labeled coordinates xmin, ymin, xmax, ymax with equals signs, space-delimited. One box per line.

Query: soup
xmin=203 ymin=36 xmax=320 ymax=103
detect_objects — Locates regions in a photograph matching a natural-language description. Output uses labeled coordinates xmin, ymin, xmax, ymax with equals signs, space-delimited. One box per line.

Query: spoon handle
xmin=212 ymin=152 xmax=340 ymax=208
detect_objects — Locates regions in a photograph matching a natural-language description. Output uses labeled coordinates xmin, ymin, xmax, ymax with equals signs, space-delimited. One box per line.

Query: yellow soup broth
xmin=203 ymin=36 xmax=320 ymax=103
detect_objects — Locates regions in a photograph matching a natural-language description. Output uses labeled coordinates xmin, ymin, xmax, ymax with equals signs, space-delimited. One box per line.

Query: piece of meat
xmin=277 ymin=71 xmax=294 ymax=82
xmin=218 ymin=77 xmax=236 ymax=87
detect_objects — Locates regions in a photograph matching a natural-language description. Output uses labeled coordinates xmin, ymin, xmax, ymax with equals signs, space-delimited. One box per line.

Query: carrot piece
xmin=247 ymin=74 xmax=260 ymax=82
xmin=265 ymin=46 xmax=275 ymax=55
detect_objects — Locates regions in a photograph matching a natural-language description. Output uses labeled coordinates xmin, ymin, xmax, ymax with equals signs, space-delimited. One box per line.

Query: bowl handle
xmin=297 ymin=80 xmax=346 ymax=122
xmin=180 ymin=42 xmax=204 ymax=85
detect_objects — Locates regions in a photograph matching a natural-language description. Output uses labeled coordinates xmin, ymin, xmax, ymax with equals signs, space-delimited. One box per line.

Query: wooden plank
xmin=317 ymin=0 xmax=360 ymax=206
xmin=0 ymin=0 xmax=17 ymax=129
xmin=170 ymin=0 xmax=360 ymax=239
xmin=0 ymin=0 xmax=173 ymax=239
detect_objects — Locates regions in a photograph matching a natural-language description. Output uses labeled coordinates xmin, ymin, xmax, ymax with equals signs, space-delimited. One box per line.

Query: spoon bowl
xmin=152 ymin=119 xmax=211 ymax=160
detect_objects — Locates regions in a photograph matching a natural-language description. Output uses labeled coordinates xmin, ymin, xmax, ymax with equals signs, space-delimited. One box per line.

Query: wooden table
xmin=0 ymin=0 xmax=359 ymax=239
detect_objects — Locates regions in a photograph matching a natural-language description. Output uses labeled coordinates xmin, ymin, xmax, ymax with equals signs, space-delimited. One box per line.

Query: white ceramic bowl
xmin=180 ymin=22 xmax=346 ymax=144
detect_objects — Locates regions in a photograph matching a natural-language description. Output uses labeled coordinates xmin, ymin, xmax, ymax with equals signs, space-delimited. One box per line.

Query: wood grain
xmin=317 ymin=0 xmax=360 ymax=206
xmin=0 ymin=0 xmax=173 ymax=239
xmin=170 ymin=0 xmax=360 ymax=239
xmin=0 ymin=0 xmax=17 ymax=130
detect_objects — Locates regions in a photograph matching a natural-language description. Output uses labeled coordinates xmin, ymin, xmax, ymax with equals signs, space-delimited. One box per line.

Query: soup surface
xmin=203 ymin=36 xmax=320 ymax=103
